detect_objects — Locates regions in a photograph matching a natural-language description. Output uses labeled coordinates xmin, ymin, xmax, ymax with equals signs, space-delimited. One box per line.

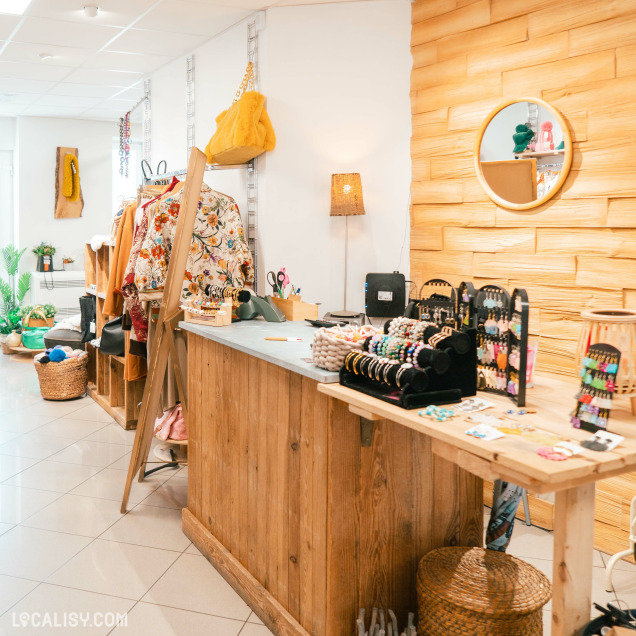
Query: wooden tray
xmin=270 ymin=295 xmax=318 ymax=321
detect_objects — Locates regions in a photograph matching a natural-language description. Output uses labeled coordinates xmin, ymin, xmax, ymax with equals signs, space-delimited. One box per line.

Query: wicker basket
xmin=34 ymin=356 xmax=88 ymax=400
xmin=417 ymin=547 xmax=551 ymax=636
xmin=311 ymin=325 xmax=375 ymax=372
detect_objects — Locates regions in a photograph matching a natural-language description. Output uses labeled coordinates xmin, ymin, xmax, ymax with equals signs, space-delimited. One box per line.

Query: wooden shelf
xmin=84 ymin=241 xmax=146 ymax=431
xmin=515 ymin=149 xmax=565 ymax=158
xmin=9 ymin=346 xmax=44 ymax=355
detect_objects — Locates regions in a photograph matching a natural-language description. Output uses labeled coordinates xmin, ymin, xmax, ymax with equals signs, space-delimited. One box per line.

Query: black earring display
xmin=417 ymin=279 xmax=457 ymax=327
xmin=473 ymin=285 xmax=529 ymax=407
xmin=572 ymin=343 xmax=621 ymax=433
xmin=403 ymin=280 xmax=476 ymax=329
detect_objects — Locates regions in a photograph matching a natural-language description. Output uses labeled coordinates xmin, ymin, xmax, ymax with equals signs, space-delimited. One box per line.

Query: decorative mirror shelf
xmin=474 ymin=97 xmax=573 ymax=211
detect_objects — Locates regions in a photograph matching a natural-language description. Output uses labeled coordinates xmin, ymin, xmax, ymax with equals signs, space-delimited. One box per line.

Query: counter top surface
xmin=179 ymin=319 xmax=340 ymax=383
xmin=319 ymin=374 xmax=636 ymax=492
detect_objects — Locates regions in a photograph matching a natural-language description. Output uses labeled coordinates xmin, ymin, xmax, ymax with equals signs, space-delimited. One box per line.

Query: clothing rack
xmin=537 ymin=162 xmax=562 ymax=168
xmin=144 ymin=162 xmax=249 ymax=184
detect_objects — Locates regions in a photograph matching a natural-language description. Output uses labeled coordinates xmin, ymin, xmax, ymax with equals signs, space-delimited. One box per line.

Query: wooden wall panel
xmin=411 ymin=0 xmax=636 ymax=376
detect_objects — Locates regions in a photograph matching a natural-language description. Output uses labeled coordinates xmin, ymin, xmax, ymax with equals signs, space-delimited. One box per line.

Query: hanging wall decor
xmin=54 ymin=147 xmax=84 ymax=218
xmin=119 ymin=112 xmax=131 ymax=177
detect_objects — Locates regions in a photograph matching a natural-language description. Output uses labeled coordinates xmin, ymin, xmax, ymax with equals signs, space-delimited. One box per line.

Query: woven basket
xmin=34 ymin=356 xmax=88 ymax=400
xmin=417 ymin=547 xmax=551 ymax=636
xmin=311 ymin=325 xmax=375 ymax=372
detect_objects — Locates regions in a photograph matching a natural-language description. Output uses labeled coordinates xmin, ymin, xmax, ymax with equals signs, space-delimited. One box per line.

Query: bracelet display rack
xmin=339 ymin=319 xmax=477 ymax=409
xmin=473 ymin=284 xmax=529 ymax=407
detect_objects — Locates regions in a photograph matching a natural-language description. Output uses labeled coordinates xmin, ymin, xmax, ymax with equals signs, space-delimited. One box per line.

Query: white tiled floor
xmin=0 ymin=353 xmax=634 ymax=635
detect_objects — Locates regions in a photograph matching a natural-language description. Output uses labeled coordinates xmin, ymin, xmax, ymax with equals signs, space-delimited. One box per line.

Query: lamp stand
xmin=331 ymin=215 xmax=360 ymax=319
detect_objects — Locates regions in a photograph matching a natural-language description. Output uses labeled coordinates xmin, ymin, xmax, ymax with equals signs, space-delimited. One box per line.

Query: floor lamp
xmin=330 ymin=173 xmax=365 ymax=319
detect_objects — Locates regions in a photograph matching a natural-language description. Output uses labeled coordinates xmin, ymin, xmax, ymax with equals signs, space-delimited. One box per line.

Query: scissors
xmin=267 ymin=270 xmax=286 ymax=297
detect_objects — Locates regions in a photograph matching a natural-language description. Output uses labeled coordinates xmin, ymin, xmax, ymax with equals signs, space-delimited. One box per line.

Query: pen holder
xmin=269 ymin=295 xmax=318 ymax=322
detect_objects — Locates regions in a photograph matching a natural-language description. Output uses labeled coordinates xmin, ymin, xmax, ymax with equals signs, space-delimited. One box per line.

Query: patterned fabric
xmin=135 ymin=183 xmax=254 ymax=302
xmin=121 ymin=179 xmax=184 ymax=341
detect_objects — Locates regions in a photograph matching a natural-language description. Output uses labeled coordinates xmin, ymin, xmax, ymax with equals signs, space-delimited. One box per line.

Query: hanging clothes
xmin=134 ymin=183 xmax=254 ymax=303
xmin=121 ymin=178 xmax=184 ymax=342
xmin=104 ymin=201 xmax=136 ymax=317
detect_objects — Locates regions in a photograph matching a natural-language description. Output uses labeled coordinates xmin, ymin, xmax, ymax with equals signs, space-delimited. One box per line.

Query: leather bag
xmin=100 ymin=316 xmax=125 ymax=356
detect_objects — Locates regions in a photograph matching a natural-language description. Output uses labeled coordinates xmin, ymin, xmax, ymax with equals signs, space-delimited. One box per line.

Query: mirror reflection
xmin=479 ymin=101 xmax=568 ymax=207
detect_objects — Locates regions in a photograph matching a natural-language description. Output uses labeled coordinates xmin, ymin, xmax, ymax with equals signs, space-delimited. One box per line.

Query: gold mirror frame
xmin=474 ymin=97 xmax=573 ymax=211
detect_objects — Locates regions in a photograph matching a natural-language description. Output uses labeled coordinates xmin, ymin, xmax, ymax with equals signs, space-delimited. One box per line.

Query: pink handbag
xmin=154 ymin=403 xmax=187 ymax=441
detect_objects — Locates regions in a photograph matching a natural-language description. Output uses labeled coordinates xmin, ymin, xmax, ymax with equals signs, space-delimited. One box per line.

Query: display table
xmin=180 ymin=320 xmax=636 ymax=636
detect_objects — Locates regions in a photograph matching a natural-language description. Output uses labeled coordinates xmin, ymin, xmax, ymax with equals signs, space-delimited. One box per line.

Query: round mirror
xmin=475 ymin=97 xmax=573 ymax=210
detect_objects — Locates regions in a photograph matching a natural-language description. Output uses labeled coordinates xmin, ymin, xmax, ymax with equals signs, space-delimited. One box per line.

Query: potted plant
xmin=20 ymin=304 xmax=57 ymax=329
xmin=32 ymin=242 xmax=56 ymax=272
xmin=0 ymin=245 xmax=31 ymax=353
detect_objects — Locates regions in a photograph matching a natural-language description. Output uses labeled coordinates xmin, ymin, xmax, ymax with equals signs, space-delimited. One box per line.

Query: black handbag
xmin=79 ymin=295 xmax=96 ymax=343
xmin=100 ymin=316 xmax=125 ymax=356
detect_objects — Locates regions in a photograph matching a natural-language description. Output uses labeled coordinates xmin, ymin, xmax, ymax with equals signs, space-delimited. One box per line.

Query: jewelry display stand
xmin=404 ymin=279 xmax=476 ymax=330
xmin=338 ymin=321 xmax=477 ymax=410
xmin=473 ymin=284 xmax=529 ymax=407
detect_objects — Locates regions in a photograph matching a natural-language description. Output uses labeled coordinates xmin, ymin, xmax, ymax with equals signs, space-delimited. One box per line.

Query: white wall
xmin=148 ymin=0 xmax=412 ymax=315
xmin=0 ymin=117 xmax=16 ymax=151
xmin=15 ymin=117 xmax=139 ymax=272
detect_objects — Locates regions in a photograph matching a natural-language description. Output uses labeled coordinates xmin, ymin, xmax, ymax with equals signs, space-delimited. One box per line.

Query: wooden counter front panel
xmin=186 ymin=335 xmax=483 ymax=635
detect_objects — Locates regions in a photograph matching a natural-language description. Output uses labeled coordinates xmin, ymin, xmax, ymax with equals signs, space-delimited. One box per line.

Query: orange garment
xmin=104 ymin=202 xmax=136 ymax=317
xmin=124 ymin=331 xmax=146 ymax=382
xmin=104 ymin=202 xmax=147 ymax=381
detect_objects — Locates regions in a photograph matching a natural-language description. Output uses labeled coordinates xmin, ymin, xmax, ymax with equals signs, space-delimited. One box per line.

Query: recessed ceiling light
xmin=39 ymin=53 xmax=52 ymax=61
xmin=0 ymin=0 xmax=33 ymax=15
xmin=83 ymin=5 xmax=99 ymax=18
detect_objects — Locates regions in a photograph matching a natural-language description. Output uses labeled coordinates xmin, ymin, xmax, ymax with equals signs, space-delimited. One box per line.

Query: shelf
xmin=88 ymin=385 xmax=133 ymax=430
xmin=515 ymin=150 xmax=565 ymax=158
xmin=10 ymin=346 xmax=44 ymax=354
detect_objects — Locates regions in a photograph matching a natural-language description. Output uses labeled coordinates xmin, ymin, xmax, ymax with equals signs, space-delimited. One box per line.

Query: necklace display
xmin=118 ymin=112 xmax=131 ymax=178
xmin=571 ymin=343 xmax=621 ymax=432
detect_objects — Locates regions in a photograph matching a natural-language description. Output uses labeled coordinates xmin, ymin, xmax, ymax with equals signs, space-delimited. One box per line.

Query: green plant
xmin=32 ymin=242 xmax=56 ymax=257
xmin=0 ymin=246 xmax=31 ymax=329
xmin=20 ymin=304 xmax=57 ymax=319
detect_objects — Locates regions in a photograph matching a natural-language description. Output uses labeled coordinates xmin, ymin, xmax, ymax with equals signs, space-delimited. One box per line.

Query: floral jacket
xmin=134 ymin=183 xmax=254 ymax=303
xmin=121 ymin=179 xmax=183 ymax=341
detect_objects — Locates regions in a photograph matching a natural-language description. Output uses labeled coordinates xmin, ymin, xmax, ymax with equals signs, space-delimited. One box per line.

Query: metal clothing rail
xmin=144 ymin=163 xmax=249 ymax=184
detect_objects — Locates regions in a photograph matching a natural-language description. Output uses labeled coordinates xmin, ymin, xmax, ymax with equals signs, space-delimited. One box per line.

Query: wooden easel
xmin=121 ymin=148 xmax=206 ymax=513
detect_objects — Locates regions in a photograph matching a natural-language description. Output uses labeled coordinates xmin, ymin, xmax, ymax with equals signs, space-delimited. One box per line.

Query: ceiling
xmin=0 ymin=0 xmax=377 ymax=122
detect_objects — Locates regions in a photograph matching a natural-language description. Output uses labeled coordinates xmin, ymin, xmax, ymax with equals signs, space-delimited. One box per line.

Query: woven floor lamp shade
xmin=330 ymin=173 xmax=365 ymax=216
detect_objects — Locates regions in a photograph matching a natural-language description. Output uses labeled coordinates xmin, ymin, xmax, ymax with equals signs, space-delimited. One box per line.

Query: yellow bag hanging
xmin=205 ymin=62 xmax=276 ymax=165
xmin=63 ymin=153 xmax=80 ymax=202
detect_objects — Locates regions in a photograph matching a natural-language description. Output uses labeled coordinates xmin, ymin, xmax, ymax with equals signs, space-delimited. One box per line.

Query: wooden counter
xmin=183 ymin=331 xmax=482 ymax=636
xmin=183 ymin=324 xmax=636 ymax=636
xmin=318 ymin=376 xmax=636 ymax=636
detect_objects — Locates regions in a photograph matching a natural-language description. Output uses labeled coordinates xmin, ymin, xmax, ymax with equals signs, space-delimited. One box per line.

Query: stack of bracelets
xmin=205 ymin=284 xmax=251 ymax=304
xmin=363 ymin=333 xmax=451 ymax=374
xmin=385 ymin=317 xmax=470 ymax=354
xmin=343 ymin=351 xmax=428 ymax=391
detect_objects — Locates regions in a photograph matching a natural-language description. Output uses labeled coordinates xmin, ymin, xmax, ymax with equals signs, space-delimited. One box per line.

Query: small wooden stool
xmin=417 ymin=547 xmax=551 ymax=636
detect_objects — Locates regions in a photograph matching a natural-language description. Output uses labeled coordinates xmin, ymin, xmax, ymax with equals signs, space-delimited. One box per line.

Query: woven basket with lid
xmin=417 ymin=547 xmax=551 ymax=636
